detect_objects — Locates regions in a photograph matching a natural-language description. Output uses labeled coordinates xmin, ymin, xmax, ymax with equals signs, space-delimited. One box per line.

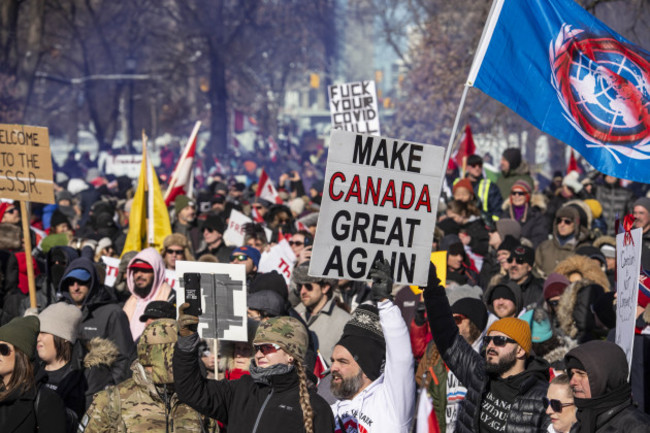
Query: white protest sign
xmin=102 ymin=256 xmax=177 ymax=290
xmin=309 ymin=130 xmax=444 ymax=285
xmin=328 ymin=80 xmax=380 ymax=135
xmin=258 ymin=239 xmax=296 ymax=285
xmin=223 ymin=209 xmax=252 ymax=246
xmin=615 ymin=227 xmax=641 ymax=375
xmin=175 ymin=261 xmax=247 ymax=342
xmin=104 ymin=154 xmax=143 ymax=179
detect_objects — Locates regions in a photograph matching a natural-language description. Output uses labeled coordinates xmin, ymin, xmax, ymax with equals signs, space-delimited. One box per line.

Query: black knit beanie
xmin=490 ymin=284 xmax=517 ymax=305
xmin=336 ymin=305 xmax=386 ymax=381
xmin=502 ymin=148 xmax=522 ymax=170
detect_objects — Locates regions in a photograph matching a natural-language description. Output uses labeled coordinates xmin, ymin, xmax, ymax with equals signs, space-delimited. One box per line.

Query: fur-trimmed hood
xmin=0 ymin=223 xmax=21 ymax=250
xmin=484 ymin=279 xmax=524 ymax=315
xmin=83 ymin=337 xmax=120 ymax=368
xmin=553 ymin=254 xmax=610 ymax=290
xmin=541 ymin=335 xmax=577 ymax=365
xmin=556 ymin=279 xmax=606 ymax=338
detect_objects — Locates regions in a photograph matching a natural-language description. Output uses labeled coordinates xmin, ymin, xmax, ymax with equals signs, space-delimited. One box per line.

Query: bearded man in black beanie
xmin=329 ymin=260 xmax=415 ymax=433
xmin=564 ymin=340 xmax=650 ymax=432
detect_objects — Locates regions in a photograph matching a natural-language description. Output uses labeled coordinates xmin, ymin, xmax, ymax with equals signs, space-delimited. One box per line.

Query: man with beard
xmin=423 ymin=263 xmax=550 ymax=433
xmin=329 ymin=260 xmax=415 ymax=433
xmin=123 ymin=248 xmax=175 ymax=341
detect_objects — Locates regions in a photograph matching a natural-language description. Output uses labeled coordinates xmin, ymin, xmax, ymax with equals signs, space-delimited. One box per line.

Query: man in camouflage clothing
xmin=79 ymin=319 xmax=215 ymax=433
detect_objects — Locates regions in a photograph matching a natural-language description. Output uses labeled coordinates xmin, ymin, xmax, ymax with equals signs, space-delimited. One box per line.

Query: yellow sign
xmin=310 ymin=73 xmax=320 ymax=89
xmin=410 ymin=251 xmax=447 ymax=294
xmin=0 ymin=124 xmax=54 ymax=204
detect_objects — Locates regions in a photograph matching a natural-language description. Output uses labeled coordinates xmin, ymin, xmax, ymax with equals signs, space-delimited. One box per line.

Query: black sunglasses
xmin=0 ymin=343 xmax=12 ymax=356
xmin=288 ymin=241 xmax=304 ymax=247
xmin=299 ymin=283 xmax=314 ymax=292
xmin=556 ymin=217 xmax=574 ymax=225
xmin=543 ymin=397 xmax=574 ymax=413
xmin=166 ymin=248 xmax=184 ymax=256
xmin=507 ymin=256 xmax=526 ymax=265
xmin=483 ymin=335 xmax=517 ymax=347
xmin=510 ymin=191 xmax=527 ymax=196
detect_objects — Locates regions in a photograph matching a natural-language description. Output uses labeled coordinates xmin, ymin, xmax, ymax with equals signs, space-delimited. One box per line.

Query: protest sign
xmin=615 ymin=226 xmax=641 ymax=375
xmin=102 ymin=256 xmax=177 ymax=290
xmin=309 ymin=130 xmax=444 ymax=286
xmin=176 ymin=261 xmax=247 ymax=342
xmin=410 ymin=251 xmax=447 ymax=295
xmin=328 ymin=80 xmax=380 ymax=135
xmin=103 ymin=154 xmax=143 ymax=179
xmin=0 ymin=124 xmax=54 ymax=204
xmin=258 ymin=239 xmax=297 ymax=285
xmin=223 ymin=209 xmax=252 ymax=246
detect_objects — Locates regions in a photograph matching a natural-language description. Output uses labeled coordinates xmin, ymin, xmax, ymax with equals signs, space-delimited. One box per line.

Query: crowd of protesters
xmin=1 ymin=141 xmax=650 ymax=433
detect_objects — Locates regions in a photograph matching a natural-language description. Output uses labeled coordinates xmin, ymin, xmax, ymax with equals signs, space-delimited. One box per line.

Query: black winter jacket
xmin=569 ymin=399 xmax=650 ymax=433
xmin=424 ymin=278 xmax=550 ymax=433
xmin=174 ymin=334 xmax=335 ymax=433
xmin=0 ymin=384 xmax=67 ymax=433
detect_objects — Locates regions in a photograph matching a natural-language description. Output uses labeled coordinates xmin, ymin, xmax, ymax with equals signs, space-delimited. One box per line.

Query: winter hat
xmin=496 ymin=219 xmax=521 ymax=241
xmin=502 ymin=148 xmax=522 ymax=170
xmin=467 ymin=154 xmax=483 ymax=166
xmin=137 ymin=319 xmax=178 ymax=384
xmin=511 ymin=179 xmax=532 ymax=196
xmin=556 ymin=205 xmax=579 ymax=225
xmin=520 ymin=309 xmax=553 ymax=343
xmin=0 ymin=316 xmax=40 ymax=358
xmin=253 ymin=316 xmax=308 ymax=361
xmin=543 ymin=273 xmax=570 ymax=300
xmin=39 ymin=303 xmax=82 ymax=343
xmin=288 ymin=197 xmax=306 ymax=216
xmin=451 ymin=297 xmax=488 ymax=330
xmin=583 ymin=199 xmax=603 ymax=219
xmin=174 ymin=194 xmax=195 ymax=215
xmin=162 ymin=233 xmax=194 ymax=261
xmin=511 ymin=245 xmax=535 ymax=267
xmin=291 ymin=262 xmax=334 ymax=287
xmin=95 ymin=237 xmax=113 ymax=255
xmin=56 ymin=190 xmax=73 ymax=204
xmin=446 ymin=284 xmax=483 ymax=306
xmin=66 ymin=179 xmax=88 ymax=195
xmin=249 ymin=271 xmax=288 ymax=300
xmin=336 ymin=305 xmax=386 ymax=381
xmin=50 ymin=209 xmax=71 ymax=229
xmin=201 ymin=214 xmax=226 ymax=234
xmin=576 ymin=246 xmax=606 ymax=267
xmin=139 ymin=301 xmax=176 ymax=322
xmin=247 ymin=290 xmax=286 ymax=317
xmin=490 ymin=284 xmax=517 ymax=305
xmin=498 ymin=235 xmax=520 ymax=253
xmin=487 ymin=317 xmax=532 ymax=355
xmin=453 ymin=178 xmax=475 ymax=197
xmin=633 ymin=197 xmax=650 ymax=215
xmin=232 ymin=246 xmax=261 ymax=268
xmin=562 ymin=171 xmax=583 ymax=193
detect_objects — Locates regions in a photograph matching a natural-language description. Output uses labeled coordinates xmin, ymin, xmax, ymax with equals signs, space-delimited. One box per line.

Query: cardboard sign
xmin=0 ymin=124 xmax=54 ymax=204
xmin=102 ymin=256 xmax=178 ymax=290
xmin=309 ymin=130 xmax=444 ymax=285
xmin=328 ymin=80 xmax=380 ymax=135
xmin=176 ymin=261 xmax=247 ymax=342
xmin=258 ymin=239 xmax=296 ymax=285
xmin=615 ymin=227 xmax=641 ymax=375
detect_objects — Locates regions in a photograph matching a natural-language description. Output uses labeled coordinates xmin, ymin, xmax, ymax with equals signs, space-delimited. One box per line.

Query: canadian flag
xmin=268 ymin=136 xmax=279 ymax=162
xmin=257 ymin=169 xmax=283 ymax=204
xmin=164 ymin=121 xmax=201 ymax=206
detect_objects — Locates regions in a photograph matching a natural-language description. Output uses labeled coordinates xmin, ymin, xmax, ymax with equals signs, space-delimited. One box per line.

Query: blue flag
xmin=468 ymin=0 xmax=650 ymax=183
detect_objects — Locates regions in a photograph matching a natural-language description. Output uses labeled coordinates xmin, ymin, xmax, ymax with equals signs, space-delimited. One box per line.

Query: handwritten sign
xmin=615 ymin=227 xmax=641 ymax=375
xmin=0 ymin=124 xmax=54 ymax=204
xmin=329 ymin=80 xmax=380 ymax=135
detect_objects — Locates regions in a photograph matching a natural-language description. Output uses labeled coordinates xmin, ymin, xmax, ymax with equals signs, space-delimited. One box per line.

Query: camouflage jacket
xmin=79 ymin=360 xmax=215 ymax=433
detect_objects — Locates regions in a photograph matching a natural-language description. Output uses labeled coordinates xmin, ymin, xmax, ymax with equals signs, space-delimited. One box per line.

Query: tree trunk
xmin=209 ymin=47 xmax=228 ymax=158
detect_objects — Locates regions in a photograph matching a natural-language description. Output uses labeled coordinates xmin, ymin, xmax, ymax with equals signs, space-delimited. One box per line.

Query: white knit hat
xmin=39 ymin=303 xmax=83 ymax=343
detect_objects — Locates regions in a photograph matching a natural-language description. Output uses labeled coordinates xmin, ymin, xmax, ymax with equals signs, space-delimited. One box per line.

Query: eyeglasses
xmin=510 ymin=191 xmax=527 ymax=197
xmin=299 ymin=283 xmax=314 ymax=292
xmin=483 ymin=335 xmax=517 ymax=347
xmin=5 ymin=208 xmax=18 ymax=214
xmin=547 ymin=299 xmax=560 ymax=308
xmin=254 ymin=343 xmax=281 ymax=355
xmin=288 ymin=241 xmax=304 ymax=247
xmin=543 ymin=397 xmax=574 ymax=413
xmin=0 ymin=343 xmax=12 ymax=356
xmin=203 ymin=227 xmax=215 ymax=233
xmin=453 ymin=314 xmax=466 ymax=325
xmin=231 ymin=254 xmax=248 ymax=262
xmin=507 ymin=256 xmax=526 ymax=265
xmin=556 ymin=217 xmax=574 ymax=225
xmin=166 ymin=248 xmax=184 ymax=256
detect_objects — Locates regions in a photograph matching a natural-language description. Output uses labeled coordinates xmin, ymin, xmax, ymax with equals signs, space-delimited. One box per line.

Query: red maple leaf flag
xmin=164 ymin=121 xmax=201 ymax=206
xmin=567 ymin=149 xmax=581 ymax=174
xmin=454 ymin=124 xmax=476 ymax=169
xmin=256 ymin=169 xmax=283 ymax=204
xmin=268 ymin=136 xmax=279 ymax=162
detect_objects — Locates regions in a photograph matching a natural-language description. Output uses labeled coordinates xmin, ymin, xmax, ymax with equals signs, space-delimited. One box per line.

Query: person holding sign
xmin=174 ymin=310 xmax=335 ymax=433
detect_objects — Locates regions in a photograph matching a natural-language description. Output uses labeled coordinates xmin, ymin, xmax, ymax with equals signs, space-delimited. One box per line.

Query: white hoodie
xmin=331 ymin=300 xmax=416 ymax=433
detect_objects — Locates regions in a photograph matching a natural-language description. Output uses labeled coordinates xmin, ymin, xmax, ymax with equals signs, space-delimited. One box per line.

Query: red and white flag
xmin=164 ymin=121 xmax=201 ymax=206
xmin=268 ymin=136 xmax=279 ymax=162
xmin=256 ymin=169 xmax=283 ymax=204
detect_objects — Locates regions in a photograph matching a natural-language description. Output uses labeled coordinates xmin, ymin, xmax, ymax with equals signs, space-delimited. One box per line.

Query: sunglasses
xmin=288 ymin=241 xmax=304 ymax=247
xmin=252 ymin=205 xmax=264 ymax=210
xmin=166 ymin=248 xmax=184 ymax=256
xmin=231 ymin=254 xmax=248 ymax=262
xmin=507 ymin=256 xmax=526 ymax=265
xmin=0 ymin=343 xmax=12 ymax=356
xmin=453 ymin=314 xmax=466 ymax=325
xmin=543 ymin=397 xmax=574 ymax=413
xmin=483 ymin=335 xmax=517 ymax=347
xmin=299 ymin=283 xmax=314 ymax=292
xmin=254 ymin=343 xmax=281 ymax=355
xmin=203 ymin=227 xmax=216 ymax=233
xmin=510 ymin=191 xmax=527 ymax=197
xmin=5 ymin=208 xmax=18 ymax=214
xmin=556 ymin=217 xmax=574 ymax=225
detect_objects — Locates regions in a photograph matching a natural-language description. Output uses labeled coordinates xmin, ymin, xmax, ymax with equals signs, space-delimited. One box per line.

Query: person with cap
xmin=329 ymin=260 xmax=416 ymax=433
xmin=633 ymin=197 xmax=650 ymax=251
xmin=563 ymin=340 xmax=650 ymax=432
xmin=49 ymin=209 xmax=73 ymax=235
xmin=123 ymin=248 xmax=175 ymax=341
xmin=59 ymin=257 xmax=135 ymax=384
xmin=292 ymin=262 xmax=350 ymax=362
xmin=93 ymin=237 xmax=115 ymax=262
xmin=172 ymin=194 xmax=202 ymax=255
xmin=520 ymin=307 xmax=576 ymax=373
xmin=0 ymin=315 xmax=67 ymax=432
xmin=247 ymin=290 xmax=287 ymax=321
xmin=230 ymin=245 xmax=261 ymax=288
xmin=593 ymin=235 xmax=616 ymax=288
xmin=161 ymin=233 xmax=195 ymax=271
xmin=456 ymin=154 xmax=504 ymax=223
xmin=196 ymin=213 xmax=233 ymax=263
xmin=496 ymin=148 xmax=536 ymax=201
xmin=504 ymin=245 xmax=544 ymax=308
xmin=542 ymin=272 xmax=571 ymax=323
xmin=479 ymin=220 xmax=521 ymax=289
xmin=0 ymin=201 xmax=20 ymax=225
xmin=595 ymin=174 xmax=635 ymax=234
xmin=444 ymin=235 xmax=480 ymax=286
xmin=445 ymin=199 xmax=490 ymax=257
xmin=80 ymin=319 xmax=214 ymax=433
xmin=138 ymin=300 xmax=176 ymax=326
xmin=423 ymin=262 xmax=550 ymax=433
xmin=500 ymin=179 xmax=548 ymax=248
xmin=243 ymin=222 xmax=270 ymax=253
xmin=484 ymin=280 xmax=525 ymax=320
xmin=415 ymin=296 xmax=488 ymax=432
xmin=174 ymin=310 xmax=335 ymax=432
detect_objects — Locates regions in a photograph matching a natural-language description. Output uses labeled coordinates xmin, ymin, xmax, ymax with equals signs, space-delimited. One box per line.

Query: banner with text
xmin=0 ymin=124 xmax=54 ymax=204
xmin=102 ymin=256 xmax=177 ymax=290
xmin=328 ymin=80 xmax=380 ymax=135
xmin=258 ymin=239 xmax=296 ymax=285
xmin=615 ymin=227 xmax=641 ymax=375
xmin=309 ymin=130 xmax=444 ymax=285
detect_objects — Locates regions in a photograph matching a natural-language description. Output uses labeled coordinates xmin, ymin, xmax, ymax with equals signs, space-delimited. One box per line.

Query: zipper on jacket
xmin=251 ymin=388 xmax=274 ymax=433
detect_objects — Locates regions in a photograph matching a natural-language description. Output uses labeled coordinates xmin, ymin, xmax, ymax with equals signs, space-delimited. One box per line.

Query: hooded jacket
xmin=496 ymin=160 xmax=536 ymax=202
xmin=123 ymin=248 xmax=174 ymax=340
xmin=484 ymin=280 xmax=525 ymax=317
xmin=500 ymin=193 xmax=549 ymax=248
xmin=0 ymin=380 xmax=67 ymax=433
xmin=556 ymin=278 xmax=609 ymax=343
xmin=60 ymin=257 xmax=136 ymax=384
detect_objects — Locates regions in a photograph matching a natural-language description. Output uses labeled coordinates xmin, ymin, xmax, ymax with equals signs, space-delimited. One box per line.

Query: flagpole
xmin=164 ymin=121 xmax=201 ymax=202
xmin=442 ymin=84 xmax=470 ymax=179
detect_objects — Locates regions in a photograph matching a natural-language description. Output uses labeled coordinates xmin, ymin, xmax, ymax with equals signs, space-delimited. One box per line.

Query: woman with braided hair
xmin=173 ymin=305 xmax=335 ymax=433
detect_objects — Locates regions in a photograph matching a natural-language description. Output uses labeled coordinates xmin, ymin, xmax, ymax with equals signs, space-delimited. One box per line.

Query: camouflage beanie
xmin=137 ymin=319 xmax=178 ymax=384
xmin=253 ymin=316 xmax=308 ymax=361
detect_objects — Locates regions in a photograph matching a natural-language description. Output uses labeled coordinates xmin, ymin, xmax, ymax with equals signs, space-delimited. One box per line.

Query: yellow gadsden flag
xmin=122 ymin=138 xmax=172 ymax=255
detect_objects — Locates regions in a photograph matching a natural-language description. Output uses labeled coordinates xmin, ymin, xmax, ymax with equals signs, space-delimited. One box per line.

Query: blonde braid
xmin=294 ymin=361 xmax=314 ymax=433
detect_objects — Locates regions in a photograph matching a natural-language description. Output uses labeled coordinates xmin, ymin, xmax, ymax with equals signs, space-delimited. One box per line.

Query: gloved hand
xmin=413 ymin=302 xmax=427 ymax=326
xmin=368 ymin=259 xmax=393 ymax=302
xmin=424 ymin=262 xmax=440 ymax=291
xmin=178 ymin=303 xmax=199 ymax=337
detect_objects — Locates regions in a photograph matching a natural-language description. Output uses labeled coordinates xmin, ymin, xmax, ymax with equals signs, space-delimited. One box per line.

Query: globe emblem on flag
xmin=550 ymin=24 xmax=650 ymax=159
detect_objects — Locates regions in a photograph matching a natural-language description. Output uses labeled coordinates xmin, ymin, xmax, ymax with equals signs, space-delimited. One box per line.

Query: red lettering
xmin=380 ymin=180 xmax=397 ymax=207
xmin=415 ymin=184 xmax=432 ymax=212
xmin=364 ymin=176 xmax=381 ymax=205
xmin=329 ymin=172 xmax=345 ymax=200
xmin=345 ymin=175 xmax=362 ymax=203
xmin=399 ymin=181 xmax=415 ymax=209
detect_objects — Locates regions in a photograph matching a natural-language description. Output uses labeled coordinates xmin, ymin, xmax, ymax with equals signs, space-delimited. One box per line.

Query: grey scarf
xmin=249 ymin=363 xmax=294 ymax=385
